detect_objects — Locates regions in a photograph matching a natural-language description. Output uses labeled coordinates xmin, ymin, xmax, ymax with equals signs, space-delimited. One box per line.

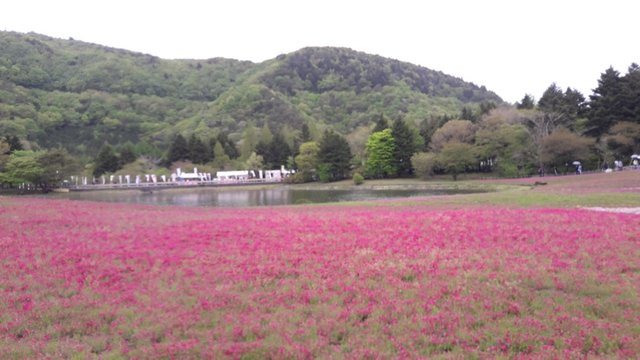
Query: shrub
xmin=352 ymin=172 xmax=364 ymax=185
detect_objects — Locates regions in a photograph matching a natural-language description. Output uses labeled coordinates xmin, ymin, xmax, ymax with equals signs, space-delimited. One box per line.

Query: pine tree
xmin=166 ymin=134 xmax=188 ymax=164
xmin=5 ymin=135 xmax=23 ymax=153
xmin=318 ymin=130 xmax=352 ymax=181
xmin=587 ymin=67 xmax=624 ymax=137
xmin=301 ymin=123 xmax=311 ymax=142
xmin=516 ymin=94 xmax=535 ymax=109
xmin=217 ymin=132 xmax=239 ymax=159
xmin=391 ymin=119 xmax=416 ymax=176
xmin=93 ymin=145 xmax=120 ymax=176
xmin=188 ymin=134 xmax=209 ymax=164
xmin=372 ymin=113 xmax=389 ymax=133
xmin=118 ymin=142 xmax=137 ymax=166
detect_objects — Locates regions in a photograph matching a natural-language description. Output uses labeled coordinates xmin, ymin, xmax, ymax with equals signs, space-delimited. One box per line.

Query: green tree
xmin=372 ymin=113 xmax=389 ymax=133
xmin=391 ymin=119 xmax=417 ymax=176
xmin=240 ymin=124 xmax=259 ymax=160
xmin=37 ymin=148 xmax=79 ymax=191
xmin=0 ymin=139 xmax=9 ymax=171
xmin=437 ymin=142 xmax=477 ymax=180
xmin=212 ymin=142 xmax=231 ymax=169
xmin=430 ymin=119 xmax=476 ymax=152
xmin=318 ymin=130 xmax=352 ymax=182
xmin=300 ymin=123 xmax=311 ymax=143
xmin=118 ymin=142 xmax=137 ymax=166
xmin=516 ymin=94 xmax=535 ymax=109
xmin=4 ymin=135 xmax=23 ymax=153
xmin=257 ymin=132 xmax=291 ymax=169
xmin=244 ymin=152 xmax=264 ymax=170
xmin=294 ymin=141 xmax=320 ymax=182
xmin=365 ymin=129 xmax=397 ymax=178
xmin=537 ymin=83 xmax=565 ymax=114
xmin=217 ymin=132 xmax=239 ymax=159
xmin=187 ymin=134 xmax=209 ymax=164
xmin=411 ymin=152 xmax=438 ymax=179
xmin=602 ymin=121 xmax=640 ymax=158
xmin=587 ymin=67 xmax=624 ymax=137
xmin=4 ymin=151 xmax=43 ymax=186
xmin=540 ymin=128 xmax=594 ymax=169
xmin=166 ymin=134 xmax=189 ymax=164
xmin=93 ymin=145 xmax=120 ymax=176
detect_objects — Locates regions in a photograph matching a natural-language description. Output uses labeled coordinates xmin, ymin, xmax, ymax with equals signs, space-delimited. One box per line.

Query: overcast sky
xmin=2 ymin=0 xmax=638 ymax=103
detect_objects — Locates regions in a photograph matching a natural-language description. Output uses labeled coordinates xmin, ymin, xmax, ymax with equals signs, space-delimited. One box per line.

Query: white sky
xmin=1 ymin=0 xmax=638 ymax=103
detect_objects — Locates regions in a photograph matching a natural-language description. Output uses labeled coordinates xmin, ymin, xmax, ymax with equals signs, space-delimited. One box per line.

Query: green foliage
xmin=187 ymin=134 xmax=209 ymax=164
xmin=352 ymin=172 xmax=364 ymax=185
xmin=93 ymin=145 xmax=119 ymax=177
xmin=0 ymin=31 xmax=504 ymax=159
xmin=516 ymin=94 xmax=535 ymax=109
xmin=256 ymin=132 xmax=291 ymax=169
xmin=372 ymin=113 xmax=389 ymax=133
xmin=244 ymin=152 xmax=264 ymax=170
xmin=411 ymin=152 xmax=438 ymax=179
xmin=391 ymin=119 xmax=418 ymax=176
xmin=294 ymin=141 xmax=319 ymax=182
xmin=365 ymin=129 xmax=397 ymax=178
xmin=429 ymin=119 xmax=476 ymax=152
xmin=540 ymin=128 xmax=595 ymax=167
xmin=437 ymin=142 xmax=477 ymax=180
xmin=166 ymin=134 xmax=188 ymax=164
xmin=587 ymin=64 xmax=640 ymax=136
xmin=317 ymin=130 xmax=352 ymax=182
xmin=4 ymin=151 xmax=43 ymax=185
xmin=118 ymin=142 xmax=137 ymax=166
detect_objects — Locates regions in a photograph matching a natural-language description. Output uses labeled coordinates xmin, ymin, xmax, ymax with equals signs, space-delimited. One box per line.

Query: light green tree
xmin=365 ymin=129 xmax=397 ymax=178
xmin=294 ymin=141 xmax=320 ymax=182
xmin=437 ymin=142 xmax=477 ymax=181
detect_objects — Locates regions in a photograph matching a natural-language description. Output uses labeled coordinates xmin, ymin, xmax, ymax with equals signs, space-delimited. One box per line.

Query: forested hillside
xmin=0 ymin=31 xmax=501 ymax=156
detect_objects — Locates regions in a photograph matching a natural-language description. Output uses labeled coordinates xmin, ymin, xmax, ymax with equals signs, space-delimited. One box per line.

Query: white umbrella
xmin=631 ymin=154 xmax=640 ymax=159
xmin=572 ymin=161 xmax=581 ymax=165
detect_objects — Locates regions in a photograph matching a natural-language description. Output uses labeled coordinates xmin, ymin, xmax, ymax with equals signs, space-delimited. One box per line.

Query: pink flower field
xmin=1 ymin=197 xmax=639 ymax=358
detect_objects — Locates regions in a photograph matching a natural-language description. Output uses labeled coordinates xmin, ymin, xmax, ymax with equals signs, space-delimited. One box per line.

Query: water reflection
xmin=50 ymin=187 xmax=481 ymax=208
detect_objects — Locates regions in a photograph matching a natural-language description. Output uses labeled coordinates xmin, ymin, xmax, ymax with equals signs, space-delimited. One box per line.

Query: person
xmin=538 ymin=166 xmax=545 ymax=177
xmin=577 ymin=164 xmax=582 ymax=174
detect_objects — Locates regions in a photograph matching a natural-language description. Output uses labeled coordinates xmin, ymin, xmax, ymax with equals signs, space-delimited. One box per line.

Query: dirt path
xmin=584 ymin=207 xmax=640 ymax=214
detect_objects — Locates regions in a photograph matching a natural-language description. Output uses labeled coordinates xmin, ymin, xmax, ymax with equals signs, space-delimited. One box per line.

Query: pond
xmin=47 ymin=186 xmax=486 ymax=208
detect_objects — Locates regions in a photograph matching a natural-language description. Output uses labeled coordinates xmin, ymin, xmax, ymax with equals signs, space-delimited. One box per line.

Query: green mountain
xmin=0 ymin=31 xmax=502 ymax=156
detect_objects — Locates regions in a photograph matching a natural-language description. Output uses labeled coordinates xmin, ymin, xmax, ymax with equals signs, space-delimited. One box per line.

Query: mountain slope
xmin=0 ymin=31 xmax=503 ymax=155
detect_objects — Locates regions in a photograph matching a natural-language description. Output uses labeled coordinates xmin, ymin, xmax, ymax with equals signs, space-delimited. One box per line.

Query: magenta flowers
xmin=1 ymin=198 xmax=638 ymax=358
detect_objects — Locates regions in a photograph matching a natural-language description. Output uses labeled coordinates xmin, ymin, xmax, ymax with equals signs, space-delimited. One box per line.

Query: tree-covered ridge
xmin=262 ymin=47 xmax=502 ymax=103
xmin=0 ymin=31 xmax=502 ymax=157
xmin=0 ymin=31 xmax=256 ymax=101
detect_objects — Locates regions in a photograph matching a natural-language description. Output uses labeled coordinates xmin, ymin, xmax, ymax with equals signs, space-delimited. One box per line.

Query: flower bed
xmin=1 ymin=198 xmax=638 ymax=358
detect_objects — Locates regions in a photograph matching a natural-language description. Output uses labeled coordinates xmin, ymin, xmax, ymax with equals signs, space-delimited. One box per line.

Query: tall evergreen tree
xmin=516 ymin=94 xmax=535 ymax=109
xmin=187 ymin=134 xmax=209 ymax=164
xmin=587 ymin=67 xmax=624 ymax=137
xmin=301 ymin=123 xmax=311 ymax=142
xmin=318 ymin=130 xmax=352 ymax=181
xmin=391 ymin=119 xmax=416 ymax=176
xmin=217 ymin=132 xmax=239 ymax=159
xmin=166 ymin=134 xmax=189 ymax=164
xmin=372 ymin=113 xmax=389 ymax=133
xmin=5 ymin=135 xmax=23 ymax=153
xmin=537 ymin=83 xmax=565 ymax=114
xmin=118 ymin=142 xmax=137 ymax=166
xmin=93 ymin=145 xmax=120 ymax=176
xmin=256 ymin=133 xmax=291 ymax=169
